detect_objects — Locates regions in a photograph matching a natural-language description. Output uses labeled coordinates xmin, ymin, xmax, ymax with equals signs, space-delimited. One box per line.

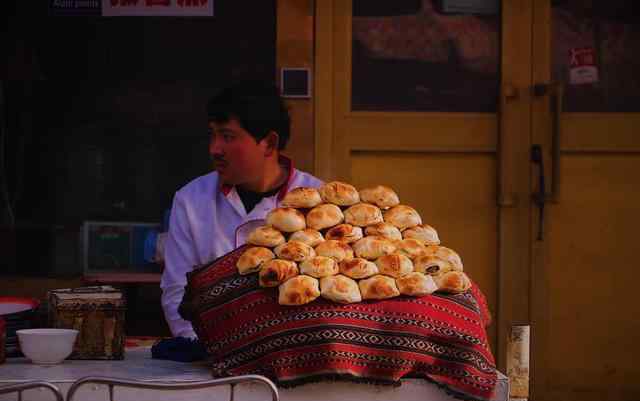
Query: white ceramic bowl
xmin=16 ymin=328 xmax=78 ymax=364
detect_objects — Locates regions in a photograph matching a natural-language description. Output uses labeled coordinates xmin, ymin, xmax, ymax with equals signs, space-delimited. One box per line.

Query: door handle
xmin=531 ymin=144 xmax=545 ymax=240
xmin=532 ymin=82 xmax=563 ymax=203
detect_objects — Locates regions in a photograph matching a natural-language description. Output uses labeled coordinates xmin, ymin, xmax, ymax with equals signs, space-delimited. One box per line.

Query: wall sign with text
xmin=50 ymin=0 xmax=214 ymax=16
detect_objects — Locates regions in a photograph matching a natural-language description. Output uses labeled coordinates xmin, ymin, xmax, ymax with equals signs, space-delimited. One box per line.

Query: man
xmin=161 ymin=82 xmax=323 ymax=339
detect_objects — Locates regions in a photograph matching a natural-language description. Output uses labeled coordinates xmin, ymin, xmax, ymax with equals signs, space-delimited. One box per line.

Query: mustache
xmin=211 ymin=155 xmax=227 ymax=163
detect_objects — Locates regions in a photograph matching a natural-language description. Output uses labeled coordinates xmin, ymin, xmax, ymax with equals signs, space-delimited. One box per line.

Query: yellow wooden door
xmin=315 ymin=0 xmax=535 ymax=367
xmin=316 ymin=1 xmax=640 ymax=400
xmin=531 ymin=2 xmax=640 ymax=401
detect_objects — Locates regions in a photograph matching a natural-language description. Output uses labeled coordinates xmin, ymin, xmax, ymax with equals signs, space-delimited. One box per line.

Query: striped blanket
xmin=183 ymin=245 xmax=497 ymax=401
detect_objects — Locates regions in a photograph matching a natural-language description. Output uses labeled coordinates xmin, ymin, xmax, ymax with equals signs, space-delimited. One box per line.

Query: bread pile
xmin=236 ymin=181 xmax=471 ymax=306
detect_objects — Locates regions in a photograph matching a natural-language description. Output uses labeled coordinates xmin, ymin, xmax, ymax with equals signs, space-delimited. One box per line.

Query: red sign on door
xmin=568 ymin=47 xmax=599 ymax=85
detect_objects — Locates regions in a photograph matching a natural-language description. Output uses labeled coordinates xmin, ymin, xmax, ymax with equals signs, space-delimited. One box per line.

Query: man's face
xmin=208 ymin=118 xmax=268 ymax=186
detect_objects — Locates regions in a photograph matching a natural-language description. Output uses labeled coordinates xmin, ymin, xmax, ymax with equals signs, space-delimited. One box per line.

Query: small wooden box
xmin=48 ymin=286 xmax=126 ymax=360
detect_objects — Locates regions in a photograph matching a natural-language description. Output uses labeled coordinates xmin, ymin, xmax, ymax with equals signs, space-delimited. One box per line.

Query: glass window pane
xmin=351 ymin=0 xmax=500 ymax=112
xmin=552 ymin=0 xmax=640 ymax=112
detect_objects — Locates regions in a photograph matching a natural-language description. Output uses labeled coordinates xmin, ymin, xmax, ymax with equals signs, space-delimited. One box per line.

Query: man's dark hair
xmin=207 ymin=81 xmax=290 ymax=150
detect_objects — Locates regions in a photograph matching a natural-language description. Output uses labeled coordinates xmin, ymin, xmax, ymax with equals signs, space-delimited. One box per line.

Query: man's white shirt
xmin=161 ymin=163 xmax=323 ymax=338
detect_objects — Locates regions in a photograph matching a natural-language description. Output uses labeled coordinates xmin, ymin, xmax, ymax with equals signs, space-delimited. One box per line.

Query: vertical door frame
xmin=530 ymin=1 xmax=552 ymax=399
xmin=498 ymin=0 xmax=535 ymax=373
xmin=314 ymin=0 xmax=335 ymax=181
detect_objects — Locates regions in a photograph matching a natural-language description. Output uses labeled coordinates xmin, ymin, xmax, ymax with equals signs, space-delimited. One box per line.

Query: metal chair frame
xmin=66 ymin=374 xmax=279 ymax=401
xmin=0 ymin=381 xmax=64 ymax=401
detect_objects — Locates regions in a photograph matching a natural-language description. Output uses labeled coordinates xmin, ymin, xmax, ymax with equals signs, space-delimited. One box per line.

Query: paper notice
xmin=569 ymin=47 xmax=599 ymax=85
xmin=507 ymin=325 xmax=530 ymax=400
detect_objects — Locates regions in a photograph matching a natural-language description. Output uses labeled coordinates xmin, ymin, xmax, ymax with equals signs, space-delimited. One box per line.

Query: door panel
xmin=532 ymin=1 xmax=640 ymax=400
xmin=342 ymin=114 xmax=497 ymax=151
xmin=351 ymin=152 xmax=498 ymax=343
xmin=561 ymin=114 xmax=640 ymax=151
xmin=543 ymin=155 xmax=640 ymax=401
xmin=318 ymin=1 xmax=640 ymax=400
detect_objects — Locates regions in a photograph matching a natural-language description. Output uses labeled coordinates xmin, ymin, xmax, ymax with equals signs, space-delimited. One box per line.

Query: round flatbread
xmin=396 ymin=272 xmax=438 ymax=296
xmin=299 ymin=256 xmax=338 ymax=278
xmin=306 ymin=204 xmax=345 ymax=231
xmin=236 ymin=247 xmax=275 ymax=275
xmin=325 ymin=224 xmax=363 ymax=243
xmin=344 ymin=203 xmax=384 ymax=227
xmin=247 ymin=226 xmax=286 ymax=247
xmin=278 ymin=275 xmax=321 ymax=305
xmin=318 ymin=181 xmax=360 ymax=206
xmin=320 ymin=274 xmax=362 ymax=304
xmin=314 ymin=240 xmax=354 ymax=262
xmin=393 ymin=238 xmax=427 ymax=260
xmin=352 ymin=236 xmax=396 ymax=260
xmin=358 ymin=274 xmax=400 ymax=300
xmin=339 ymin=257 xmax=379 ymax=279
xmin=289 ymin=228 xmax=325 ymax=247
xmin=259 ymin=259 xmax=299 ymax=287
xmin=434 ymin=271 xmax=471 ymax=294
xmin=266 ymin=207 xmax=306 ymax=232
xmin=281 ymin=187 xmax=323 ymax=209
xmin=402 ymin=224 xmax=440 ymax=245
xmin=274 ymin=240 xmax=316 ymax=262
xmin=359 ymin=185 xmax=400 ymax=209
xmin=383 ymin=205 xmax=422 ymax=230
xmin=365 ymin=222 xmax=403 ymax=241
xmin=374 ymin=253 xmax=413 ymax=278
xmin=423 ymin=245 xmax=463 ymax=271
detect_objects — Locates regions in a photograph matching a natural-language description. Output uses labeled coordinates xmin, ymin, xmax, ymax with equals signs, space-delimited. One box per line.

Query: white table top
xmin=0 ymin=347 xmax=509 ymax=401
xmin=0 ymin=347 xmax=209 ymax=383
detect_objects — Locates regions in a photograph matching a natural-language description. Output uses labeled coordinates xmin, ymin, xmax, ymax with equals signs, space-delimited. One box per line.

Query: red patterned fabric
xmin=184 ymin=245 xmax=497 ymax=401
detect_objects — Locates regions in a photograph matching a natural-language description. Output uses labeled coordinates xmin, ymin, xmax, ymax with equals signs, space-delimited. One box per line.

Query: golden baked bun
xmin=435 ymin=271 xmax=471 ymax=293
xmin=314 ymin=240 xmax=354 ymax=262
xmin=384 ymin=205 xmax=422 ymax=230
xmin=274 ymin=240 xmax=316 ymax=262
xmin=423 ymin=245 xmax=463 ymax=271
xmin=299 ymin=256 xmax=338 ymax=278
xmin=318 ymin=181 xmax=360 ymax=206
xmin=402 ymin=224 xmax=440 ymax=245
xmin=359 ymin=185 xmax=400 ymax=209
xmin=352 ymin=236 xmax=396 ymax=260
xmin=281 ymin=187 xmax=323 ymax=209
xmin=344 ymin=203 xmax=384 ymax=227
xmin=413 ymin=254 xmax=454 ymax=276
xmin=247 ymin=225 xmax=286 ymax=247
xmin=339 ymin=257 xmax=379 ymax=279
xmin=374 ymin=253 xmax=413 ymax=278
xmin=320 ymin=274 xmax=362 ymax=304
xmin=393 ymin=238 xmax=427 ymax=260
xmin=396 ymin=272 xmax=438 ymax=296
xmin=266 ymin=207 xmax=306 ymax=233
xmin=306 ymin=204 xmax=345 ymax=231
xmin=278 ymin=275 xmax=321 ymax=305
xmin=259 ymin=259 xmax=299 ymax=287
xmin=364 ymin=222 xmax=402 ymax=241
xmin=358 ymin=274 xmax=400 ymax=300
xmin=289 ymin=228 xmax=325 ymax=247
xmin=236 ymin=247 xmax=275 ymax=275
xmin=325 ymin=224 xmax=363 ymax=243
